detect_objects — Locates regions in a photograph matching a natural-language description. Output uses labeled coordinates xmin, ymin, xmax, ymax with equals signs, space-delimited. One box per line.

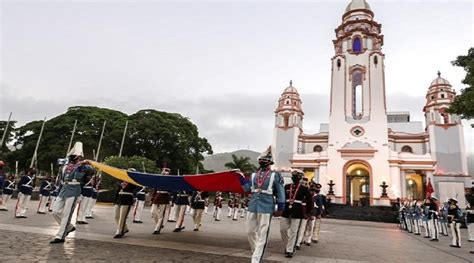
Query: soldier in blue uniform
xmin=48 ymin=180 xmax=60 ymax=212
xmin=280 ymin=169 xmax=312 ymax=258
xmin=37 ymin=176 xmax=53 ymax=214
xmin=447 ymin=198 xmax=463 ymax=248
xmin=151 ymin=167 xmax=171 ymax=234
xmin=0 ymin=173 xmax=15 ymax=211
xmin=15 ymin=168 xmax=36 ymax=218
xmin=173 ymin=191 xmax=190 ymax=232
xmin=240 ymin=152 xmax=285 ymax=263
xmin=132 ymin=186 xmax=146 ymax=223
xmin=50 ymin=142 xmax=95 ymax=244
xmin=76 ymin=172 xmax=95 ymax=224
xmin=428 ymin=197 xmax=439 ymax=241
xmin=85 ymin=176 xmax=99 ymax=219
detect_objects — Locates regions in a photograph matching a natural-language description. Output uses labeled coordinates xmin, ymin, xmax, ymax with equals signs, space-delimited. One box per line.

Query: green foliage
xmin=2 ymin=106 xmax=212 ymax=178
xmin=448 ymin=47 xmax=474 ymax=119
xmin=101 ymin=155 xmax=159 ymax=190
xmin=0 ymin=120 xmax=17 ymax=160
xmin=224 ymin=154 xmax=257 ymax=175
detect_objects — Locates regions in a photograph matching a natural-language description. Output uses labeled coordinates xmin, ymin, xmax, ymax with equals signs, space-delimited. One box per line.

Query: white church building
xmin=271 ymin=0 xmax=471 ymax=207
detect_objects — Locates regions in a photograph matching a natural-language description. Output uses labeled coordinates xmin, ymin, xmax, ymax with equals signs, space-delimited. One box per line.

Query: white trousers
xmin=304 ymin=218 xmax=322 ymax=243
xmin=192 ymin=209 xmax=204 ymax=229
xmin=85 ymin=198 xmax=96 ymax=217
xmin=423 ymin=220 xmax=430 ymax=237
xmin=204 ymin=206 xmax=209 ymax=214
xmin=280 ymin=217 xmax=303 ymax=253
xmin=133 ymin=200 xmax=145 ymax=221
xmin=214 ymin=207 xmax=221 ymax=220
xmin=37 ymin=195 xmax=49 ymax=213
xmin=114 ymin=204 xmax=131 ymax=235
xmin=412 ymin=219 xmax=420 ymax=234
xmin=232 ymin=207 xmax=239 ymax=220
xmin=296 ymin=219 xmax=307 ymax=247
xmin=228 ymin=207 xmax=233 ymax=217
xmin=247 ymin=212 xmax=272 ymax=263
xmin=169 ymin=204 xmax=177 ymax=221
xmin=175 ymin=205 xmax=187 ymax=229
xmin=0 ymin=194 xmax=12 ymax=210
xmin=152 ymin=204 xmax=168 ymax=231
xmin=77 ymin=196 xmax=92 ymax=222
xmin=450 ymin=222 xmax=461 ymax=247
xmin=48 ymin=196 xmax=56 ymax=212
xmin=429 ymin=218 xmax=439 ymax=240
xmin=52 ymin=196 xmax=78 ymax=240
xmin=467 ymin=223 xmax=474 ymax=241
xmin=16 ymin=193 xmax=31 ymax=217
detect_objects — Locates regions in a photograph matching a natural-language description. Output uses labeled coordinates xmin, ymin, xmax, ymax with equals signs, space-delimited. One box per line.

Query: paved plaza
xmin=0 ymin=201 xmax=473 ymax=262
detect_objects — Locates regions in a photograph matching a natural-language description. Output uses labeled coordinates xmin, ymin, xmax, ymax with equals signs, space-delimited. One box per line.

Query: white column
xmin=390 ymin=165 xmax=401 ymax=198
xmin=400 ymin=170 xmax=406 ymax=199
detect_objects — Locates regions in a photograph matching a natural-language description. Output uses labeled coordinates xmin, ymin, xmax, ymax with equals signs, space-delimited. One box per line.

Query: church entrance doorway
xmin=345 ymin=162 xmax=371 ymax=206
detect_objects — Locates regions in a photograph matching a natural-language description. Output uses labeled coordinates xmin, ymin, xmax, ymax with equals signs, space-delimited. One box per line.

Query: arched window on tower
xmin=401 ymin=145 xmax=413 ymax=153
xmin=352 ymin=71 xmax=363 ymax=119
xmin=353 ymin=37 xmax=362 ymax=53
xmin=337 ymin=59 xmax=341 ymax=70
xmin=283 ymin=116 xmax=289 ymax=127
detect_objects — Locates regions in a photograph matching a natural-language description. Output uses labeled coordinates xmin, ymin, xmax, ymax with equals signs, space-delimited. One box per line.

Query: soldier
xmin=398 ymin=200 xmax=407 ymax=230
xmin=439 ymin=199 xmax=450 ymax=236
xmin=295 ymin=177 xmax=311 ymax=250
xmin=132 ymin=186 xmax=146 ymax=223
xmin=240 ymin=195 xmax=249 ymax=218
xmin=113 ymin=176 xmax=138 ymax=238
xmin=447 ymin=198 xmax=462 ymax=248
xmin=0 ymin=173 xmax=15 ymax=211
xmin=85 ymin=175 xmax=100 ymax=219
xmin=15 ymin=168 xmax=36 ymax=218
xmin=213 ymin=191 xmax=223 ymax=221
xmin=240 ymin=153 xmax=285 ymax=263
xmin=50 ymin=142 xmax=95 ymax=244
xmin=76 ymin=171 xmax=95 ymax=224
xmin=280 ymin=169 xmax=312 ymax=258
xmin=168 ymin=193 xmax=177 ymax=222
xmin=428 ymin=197 xmax=439 ymax=241
xmin=466 ymin=186 xmax=474 ymax=242
xmin=411 ymin=200 xmax=422 ymax=235
xmin=173 ymin=191 xmax=190 ymax=232
xmin=227 ymin=194 xmax=234 ymax=218
xmin=232 ymin=193 xmax=241 ymax=221
xmin=422 ymin=198 xmax=431 ymax=238
xmin=151 ymin=167 xmax=171 ymax=234
xmin=204 ymin=196 xmax=209 ymax=214
xmin=304 ymin=182 xmax=324 ymax=245
xmin=48 ymin=180 xmax=60 ymax=212
xmin=191 ymin=191 xmax=209 ymax=231
xmin=37 ymin=175 xmax=53 ymax=214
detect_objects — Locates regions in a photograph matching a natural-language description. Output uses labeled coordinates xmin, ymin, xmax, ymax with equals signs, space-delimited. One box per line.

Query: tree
xmin=123 ymin=109 xmax=213 ymax=174
xmin=224 ymin=154 xmax=257 ymax=175
xmin=101 ymin=155 xmax=159 ymax=190
xmin=0 ymin=120 xmax=17 ymax=157
xmin=447 ymin=47 xmax=474 ymax=119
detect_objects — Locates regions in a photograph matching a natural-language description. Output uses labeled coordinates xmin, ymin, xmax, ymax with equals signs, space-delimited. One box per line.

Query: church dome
xmin=345 ymin=0 xmax=371 ymax=13
xmin=283 ymin=82 xmax=298 ymax=94
xmin=430 ymin=75 xmax=451 ymax=87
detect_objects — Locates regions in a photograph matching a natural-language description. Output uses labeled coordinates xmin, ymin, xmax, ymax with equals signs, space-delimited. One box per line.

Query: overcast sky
xmin=0 ymin=0 xmax=473 ymax=154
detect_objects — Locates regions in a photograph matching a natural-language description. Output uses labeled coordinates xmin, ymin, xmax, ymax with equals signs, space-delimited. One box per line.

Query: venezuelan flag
xmin=88 ymin=161 xmax=244 ymax=193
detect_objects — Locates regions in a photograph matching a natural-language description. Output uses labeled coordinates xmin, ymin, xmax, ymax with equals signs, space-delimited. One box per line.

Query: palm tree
xmin=224 ymin=154 xmax=257 ymax=175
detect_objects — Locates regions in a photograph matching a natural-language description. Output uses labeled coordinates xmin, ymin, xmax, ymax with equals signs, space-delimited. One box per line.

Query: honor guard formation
xmin=1 ymin=144 xmax=473 ymax=261
xmin=399 ymin=189 xmax=474 ymax=253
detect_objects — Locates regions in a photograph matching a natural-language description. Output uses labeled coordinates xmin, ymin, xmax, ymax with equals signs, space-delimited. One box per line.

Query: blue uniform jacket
xmin=18 ymin=175 xmax=35 ymax=195
xmin=242 ymin=170 xmax=285 ymax=214
xmin=59 ymin=163 xmax=95 ymax=198
xmin=39 ymin=180 xmax=52 ymax=196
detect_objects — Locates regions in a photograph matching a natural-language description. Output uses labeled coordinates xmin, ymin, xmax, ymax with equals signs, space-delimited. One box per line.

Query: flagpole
xmin=66 ymin=120 xmax=77 ymax=156
xmin=141 ymin=161 xmax=146 ymax=173
xmin=0 ymin=112 xmax=12 ymax=153
xmin=30 ymin=117 xmax=46 ymax=168
xmin=95 ymin=120 xmax=106 ymax=162
xmin=118 ymin=120 xmax=128 ymax=157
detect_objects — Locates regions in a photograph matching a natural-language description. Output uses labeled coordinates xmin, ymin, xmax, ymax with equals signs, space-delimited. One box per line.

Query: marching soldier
xmin=37 ymin=175 xmax=53 ymax=214
xmin=280 ymin=169 xmax=312 ymax=258
xmin=447 ymin=198 xmax=462 ymax=248
xmin=304 ymin=182 xmax=324 ymax=245
xmin=240 ymin=195 xmax=249 ymax=218
xmin=48 ymin=180 xmax=60 ymax=212
xmin=151 ymin=167 xmax=171 ymax=234
xmin=227 ymin=195 xmax=234 ymax=218
xmin=191 ymin=191 xmax=209 ymax=231
xmin=0 ymin=174 xmax=15 ymax=211
xmin=76 ymin=171 xmax=95 ymax=224
xmin=232 ymin=193 xmax=241 ymax=221
xmin=204 ymin=196 xmax=209 ymax=214
xmin=428 ymin=197 xmax=439 ymax=241
xmin=240 ymin=152 xmax=285 ymax=263
xmin=168 ymin=193 xmax=177 ymax=222
xmin=439 ymin=199 xmax=450 ymax=236
xmin=50 ymin=142 xmax=95 ymax=243
xmin=113 ymin=174 xmax=138 ymax=238
xmin=85 ymin=175 xmax=100 ymax=219
xmin=422 ymin=198 xmax=431 ymax=238
xmin=173 ymin=190 xmax=190 ymax=232
xmin=295 ymin=177 xmax=311 ymax=250
xmin=411 ymin=200 xmax=422 ymax=235
xmin=15 ymin=168 xmax=36 ymax=218
xmin=466 ymin=186 xmax=474 ymax=242
xmin=213 ymin=191 xmax=223 ymax=221
xmin=132 ymin=186 xmax=146 ymax=223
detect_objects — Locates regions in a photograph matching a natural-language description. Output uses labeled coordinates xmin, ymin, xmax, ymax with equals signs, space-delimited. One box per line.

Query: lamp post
xmin=380 ymin=181 xmax=389 ymax=198
xmin=328 ymin=180 xmax=335 ymax=195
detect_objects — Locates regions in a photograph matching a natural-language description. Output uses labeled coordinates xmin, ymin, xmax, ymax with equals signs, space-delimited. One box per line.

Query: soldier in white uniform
xmin=50 ymin=142 xmax=95 ymax=244
xmin=15 ymin=168 xmax=36 ymax=218
xmin=0 ymin=174 xmax=15 ymax=211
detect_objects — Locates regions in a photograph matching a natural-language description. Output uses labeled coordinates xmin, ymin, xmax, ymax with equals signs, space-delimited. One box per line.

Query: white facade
xmin=271 ymin=0 xmax=471 ymax=207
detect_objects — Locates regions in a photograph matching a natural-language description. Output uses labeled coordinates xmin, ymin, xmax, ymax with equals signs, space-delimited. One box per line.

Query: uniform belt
xmin=21 ymin=184 xmax=33 ymax=188
xmin=156 ymin=191 xmax=168 ymax=194
xmin=195 ymin=200 xmax=205 ymax=202
xmin=65 ymin=182 xmax=81 ymax=185
xmin=83 ymin=186 xmax=93 ymax=189
xmin=286 ymin=200 xmax=306 ymax=205
xmin=178 ymin=194 xmax=188 ymax=197
xmin=119 ymin=191 xmax=134 ymax=196
xmin=252 ymin=189 xmax=272 ymax=194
